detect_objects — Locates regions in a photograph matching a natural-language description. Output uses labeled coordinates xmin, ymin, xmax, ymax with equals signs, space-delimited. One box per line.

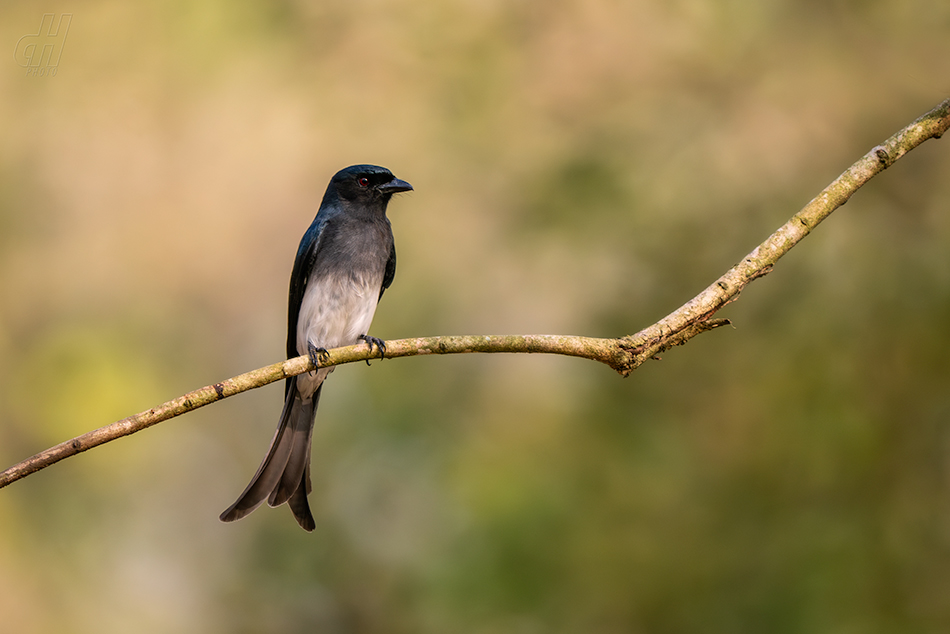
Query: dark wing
xmin=379 ymin=239 xmax=396 ymax=300
xmin=285 ymin=213 xmax=328 ymax=395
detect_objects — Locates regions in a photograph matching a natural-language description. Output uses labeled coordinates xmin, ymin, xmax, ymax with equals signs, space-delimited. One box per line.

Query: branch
xmin=2 ymin=98 xmax=948 ymax=490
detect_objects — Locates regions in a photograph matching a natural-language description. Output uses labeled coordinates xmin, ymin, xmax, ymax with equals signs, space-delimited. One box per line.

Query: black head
xmin=326 ymin=164 xmax=413 ymax=207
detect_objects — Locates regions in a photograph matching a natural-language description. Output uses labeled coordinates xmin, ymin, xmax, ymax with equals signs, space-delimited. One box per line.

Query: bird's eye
xmin=357 ymin=177 xmax=370 ymax=187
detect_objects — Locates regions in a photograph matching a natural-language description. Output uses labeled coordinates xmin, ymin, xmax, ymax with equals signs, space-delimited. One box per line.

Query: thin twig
xmin=1 ymin=98 xmax=948 ymax=490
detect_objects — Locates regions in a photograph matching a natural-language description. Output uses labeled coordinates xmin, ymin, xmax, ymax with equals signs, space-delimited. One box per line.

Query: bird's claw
xmin=358 ymin=334 xmax=386 ymax=366
xmin=307 ymin=341 xmax=330 ymax=368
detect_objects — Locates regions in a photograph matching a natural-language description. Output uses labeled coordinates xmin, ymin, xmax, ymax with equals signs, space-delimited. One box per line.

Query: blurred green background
xmin=2 ymin=1 xmax=950 ymax=632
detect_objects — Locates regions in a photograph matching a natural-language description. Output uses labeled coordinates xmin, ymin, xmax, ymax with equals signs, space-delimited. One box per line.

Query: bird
xmin=220 ymin=164 xmax=412 ymax=531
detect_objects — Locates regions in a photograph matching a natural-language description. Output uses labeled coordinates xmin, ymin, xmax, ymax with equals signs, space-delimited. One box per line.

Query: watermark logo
xmin=14 ymin=13 xmax=72 ymax=77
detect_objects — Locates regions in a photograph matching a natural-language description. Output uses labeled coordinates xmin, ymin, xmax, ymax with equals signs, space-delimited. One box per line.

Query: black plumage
xmin=220 ymin=164 xmax=411 ymax=530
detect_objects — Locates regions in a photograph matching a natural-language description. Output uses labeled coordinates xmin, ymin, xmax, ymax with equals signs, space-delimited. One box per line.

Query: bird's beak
xmin=378 ymin=177 xmax=413 ymax=194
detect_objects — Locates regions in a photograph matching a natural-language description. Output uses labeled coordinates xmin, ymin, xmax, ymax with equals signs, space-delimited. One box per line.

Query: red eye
xmin=357 ymin=177 xmax=370 ymax=187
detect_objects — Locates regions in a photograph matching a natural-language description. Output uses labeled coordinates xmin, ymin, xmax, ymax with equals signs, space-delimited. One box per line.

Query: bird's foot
xmin=307 ymin=341 xmax=330 ymax=368
xmin=358 ymin=334 xmax=386 ymax=365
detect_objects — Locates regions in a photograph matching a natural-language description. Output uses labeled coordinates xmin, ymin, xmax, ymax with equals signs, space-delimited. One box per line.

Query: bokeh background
xmin=2 ymin=1 xmax=950 ymax=632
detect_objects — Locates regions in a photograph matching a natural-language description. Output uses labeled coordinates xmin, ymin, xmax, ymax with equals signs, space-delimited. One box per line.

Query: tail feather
xmin=288 ymin=460 xmax=316 ymax=531
xmin=287 ymin=390 xmax=318 ymax=531
xmin=219 ymin=377 xmax=320 ymax=524
xmin=270 ymin=386 xmax=321 ymax=507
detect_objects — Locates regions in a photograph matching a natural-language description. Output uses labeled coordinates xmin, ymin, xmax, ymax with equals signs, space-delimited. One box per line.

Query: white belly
xmin=294 ymin=270 xmax=381 ymax=397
